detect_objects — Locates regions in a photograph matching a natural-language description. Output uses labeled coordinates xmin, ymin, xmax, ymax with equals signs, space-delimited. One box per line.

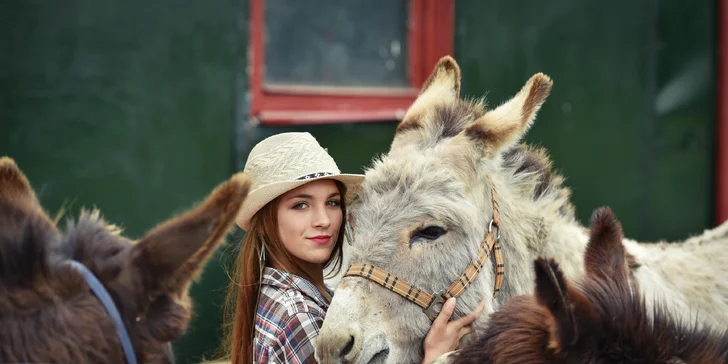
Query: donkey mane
xmin=501 ymin=143 xmax=575 ymax=220
xmin=425 ymin=101 xmax=486 ymax=139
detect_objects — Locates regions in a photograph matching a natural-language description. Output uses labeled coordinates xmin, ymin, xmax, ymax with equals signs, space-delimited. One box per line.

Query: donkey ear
xmin=392 ymin=56 xmax=461 ymax=146
xmin=0 ymin=157 xmax=58 ymax=235
xmin=0 ymin=157 xmax=39 ymax=207
xmin=0 ymin=157 xmax=61 ymax=286
xmin=464 ymin=73 xmax=552 ymax=157
xmin=130 ymin=173 xmax=250 ymax=294
xmin=419 ymin=55 xmax=461 ymax=98
xmin=533 ymin=258 xmax=579 ymax=349
xmin=584 ymin=206 xmax=628 ymax=283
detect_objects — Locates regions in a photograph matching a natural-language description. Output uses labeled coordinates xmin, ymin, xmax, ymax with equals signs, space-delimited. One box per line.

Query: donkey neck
xmin=486 ymin=163 xmax=589 ymax=300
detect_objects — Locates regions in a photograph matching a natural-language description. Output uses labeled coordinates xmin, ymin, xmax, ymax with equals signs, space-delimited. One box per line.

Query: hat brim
xmin=235 ymin=173 xmax=365 ymax=231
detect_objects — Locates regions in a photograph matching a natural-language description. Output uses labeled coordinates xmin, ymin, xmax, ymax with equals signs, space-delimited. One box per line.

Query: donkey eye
xmin=412 ymin=226 xmax=447 ymax=241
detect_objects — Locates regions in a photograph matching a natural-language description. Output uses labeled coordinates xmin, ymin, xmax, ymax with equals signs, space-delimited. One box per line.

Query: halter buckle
xmin=423 ymin=292 xmax=447 ymax=321
xmin=488 ymin=219 xmax=501 ymax=241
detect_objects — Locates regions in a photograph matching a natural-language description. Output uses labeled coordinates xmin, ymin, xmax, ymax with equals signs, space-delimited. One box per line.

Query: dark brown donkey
xmin=0 ymin=157 xmax=250 ymax=363
xmin=450 ymin=207 xmax=728 ymax=364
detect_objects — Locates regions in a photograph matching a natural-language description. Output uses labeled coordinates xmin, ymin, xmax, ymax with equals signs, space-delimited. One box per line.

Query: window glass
xmin=264 ymin=0 xmax=409 ymax=87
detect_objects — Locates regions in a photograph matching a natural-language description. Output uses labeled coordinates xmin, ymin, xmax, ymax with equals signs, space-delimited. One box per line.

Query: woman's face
xmin=276 ymin=179 xmax=343 ymax=268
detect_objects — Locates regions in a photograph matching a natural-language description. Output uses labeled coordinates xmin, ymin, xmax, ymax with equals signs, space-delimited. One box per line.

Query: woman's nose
xmin=313 ymin=206 xmax=331 ymax=228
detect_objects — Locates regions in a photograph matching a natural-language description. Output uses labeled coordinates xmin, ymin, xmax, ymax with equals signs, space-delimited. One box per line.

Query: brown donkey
xmin=0 ymin=157 xmax=250 ymax=363
xmin=449 ymin=207 xmax=728 ymax=364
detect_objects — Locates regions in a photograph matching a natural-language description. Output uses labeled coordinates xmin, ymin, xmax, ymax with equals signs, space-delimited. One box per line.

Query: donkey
xmin=315 ymin=56 xmax=728 ymax=364
xmin=448 ymin=207 xmax=728 ymax=364
xmin=0 ymin=156 xmax=250 ymax=363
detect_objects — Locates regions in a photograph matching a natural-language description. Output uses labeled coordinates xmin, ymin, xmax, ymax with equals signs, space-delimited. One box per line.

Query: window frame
xmin=248 ymin=0 xmax=454 ymax=125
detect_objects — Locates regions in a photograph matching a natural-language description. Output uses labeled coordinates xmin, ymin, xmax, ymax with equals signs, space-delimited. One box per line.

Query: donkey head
xmin=452 ymin=207 xmax=728 ymax=364
xmin=316 ymin=57 xmax=553 ymax=364
xmin=0 ymin=157 xmax=250 ymax=363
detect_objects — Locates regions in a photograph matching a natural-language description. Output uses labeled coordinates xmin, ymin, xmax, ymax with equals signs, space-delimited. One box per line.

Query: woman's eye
xmin=327 ymin=200 xmax=341 ymax=207
xmin=411 ymin=226 xmax=447 ymax=243
xmin=293 ymin=202 xmax=308 ymax=210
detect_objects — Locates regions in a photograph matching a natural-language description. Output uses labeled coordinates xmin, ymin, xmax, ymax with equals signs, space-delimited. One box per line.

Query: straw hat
xmin=235 ymin=132 xmax=365 ymax=231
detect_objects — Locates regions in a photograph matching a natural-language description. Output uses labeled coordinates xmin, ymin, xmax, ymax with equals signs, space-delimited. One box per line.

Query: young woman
xmin=221 ymin=132 xmax=483 ymax=363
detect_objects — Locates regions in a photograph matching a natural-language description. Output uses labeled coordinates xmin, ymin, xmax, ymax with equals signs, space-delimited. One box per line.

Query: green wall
xmin=0 ymin=0 xmax=244 ymax=362
xmin=0 ymin=0 xmax=717 ymax=363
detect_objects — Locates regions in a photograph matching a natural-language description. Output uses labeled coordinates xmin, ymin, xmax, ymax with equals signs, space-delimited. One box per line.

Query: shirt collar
xmin=261 ymin=267 xmax=332 ymax=308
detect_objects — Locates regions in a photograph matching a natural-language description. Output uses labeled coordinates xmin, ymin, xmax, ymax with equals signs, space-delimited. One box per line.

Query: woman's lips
xmin=308 ymin=235 xmax=331 ymax=244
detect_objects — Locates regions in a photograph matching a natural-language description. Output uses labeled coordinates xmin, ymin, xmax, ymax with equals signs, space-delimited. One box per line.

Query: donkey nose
xmin=340 ymin=335 xmax=355 ymax=358
xmin=317 ymin=326 xmax=362 ymax=363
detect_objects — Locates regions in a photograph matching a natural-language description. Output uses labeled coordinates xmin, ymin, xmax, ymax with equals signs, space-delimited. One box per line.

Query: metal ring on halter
xmin=423 ymin=291 xmax=447 ymax=321
xmin=488 ymin=219 xmax=501 ymax=241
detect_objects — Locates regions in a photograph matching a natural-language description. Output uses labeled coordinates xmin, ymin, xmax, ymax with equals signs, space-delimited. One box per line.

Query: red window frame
xmin=248 ymin=0 xmax=454 ymax=125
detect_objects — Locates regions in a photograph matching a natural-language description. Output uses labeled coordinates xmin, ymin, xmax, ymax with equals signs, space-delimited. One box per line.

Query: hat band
xmin=296 ymin=171 xmax=335 ymax=180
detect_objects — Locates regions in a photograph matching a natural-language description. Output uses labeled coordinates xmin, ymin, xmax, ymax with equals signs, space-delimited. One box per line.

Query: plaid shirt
xmin=254 ymin=267 xmax=332 ymax=363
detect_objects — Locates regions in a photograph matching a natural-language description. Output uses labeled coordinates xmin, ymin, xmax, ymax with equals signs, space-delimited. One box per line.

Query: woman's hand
xmin=421 ymin=297 xmax=486 ymax=364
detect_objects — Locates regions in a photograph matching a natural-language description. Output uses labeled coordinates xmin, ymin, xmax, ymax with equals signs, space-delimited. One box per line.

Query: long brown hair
xmin=219 ymin=181 xmax=348 ymax=363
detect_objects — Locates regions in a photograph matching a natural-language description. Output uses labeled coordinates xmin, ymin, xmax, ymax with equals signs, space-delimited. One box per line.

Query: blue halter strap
xmin=67 ymin=260 xmax=138 ymax=364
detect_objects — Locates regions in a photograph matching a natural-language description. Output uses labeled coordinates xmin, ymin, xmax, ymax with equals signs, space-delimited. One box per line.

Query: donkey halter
xmin=344 ymin=177 xmax=505 ymax=321
xmin=66 ymin=260 xmax=138 ymax=364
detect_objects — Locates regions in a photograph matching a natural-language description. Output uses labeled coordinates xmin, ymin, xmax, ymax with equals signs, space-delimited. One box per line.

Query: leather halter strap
xmin=344 ymin=178 xmax=505 ymax=321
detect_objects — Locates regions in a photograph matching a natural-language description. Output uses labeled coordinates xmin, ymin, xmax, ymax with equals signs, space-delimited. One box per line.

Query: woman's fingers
xmin=453 ymin=326 xmax=473 ymax=350
xmin=432 ymin=297 xmax=457 ymax=329
xmin=457 ymin=326 xmax=472 ymax=338
xmin=453 ymin=298 xmax=487 ymax=327
xmin=472 ymin=298 xmax=486 ymax=316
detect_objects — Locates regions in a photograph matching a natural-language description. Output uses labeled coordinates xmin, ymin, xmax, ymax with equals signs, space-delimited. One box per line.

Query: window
xmin=249 ymin=0 xmax=454 ymax=125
